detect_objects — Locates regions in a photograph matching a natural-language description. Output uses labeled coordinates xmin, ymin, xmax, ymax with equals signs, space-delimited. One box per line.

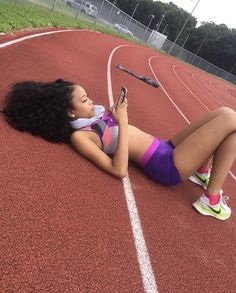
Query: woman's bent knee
xmin=220 ymin=112 xmax=236 ymax=131
xmin=218 ymin=107 xmax=235 ymax=114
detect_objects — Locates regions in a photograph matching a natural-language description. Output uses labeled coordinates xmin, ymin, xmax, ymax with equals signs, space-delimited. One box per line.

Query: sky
xmin=155 ymin=0 xmax=236 ymax=29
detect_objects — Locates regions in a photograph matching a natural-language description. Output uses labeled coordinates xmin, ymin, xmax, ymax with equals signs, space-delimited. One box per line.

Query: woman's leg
xmin=207 ymin=132 xmax=236 ymax=193
xmin=171 ymin=107 xmax=235 ymax=177
xmin=173 ymin=112 xmax=236 ymax=192
xmin=170 ymin=107 xmax=235 ymax=147
xmin=192 ymin=133 xmax=236 ymax=220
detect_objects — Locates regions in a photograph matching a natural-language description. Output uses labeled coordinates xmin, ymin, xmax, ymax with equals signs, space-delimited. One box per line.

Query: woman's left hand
xmin=109 ymin=98 xmax=128 ymax=125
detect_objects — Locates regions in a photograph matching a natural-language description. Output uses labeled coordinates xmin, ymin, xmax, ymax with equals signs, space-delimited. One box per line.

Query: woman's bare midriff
xmin=81 ymin=124 xmax=155 ymax=164
xmin=127 ymin=125 xmax=154 ymax=163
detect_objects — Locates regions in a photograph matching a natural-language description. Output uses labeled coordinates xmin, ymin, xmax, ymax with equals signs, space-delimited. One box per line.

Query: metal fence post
xmin=51 ymin=0 xmax=58 ymax=13
xmin=75 ymin=2 xmax=82 ymax=19
xmin=10 ymin=0 xmax=236 ymax=85
xmin=94 ymin=0 xmax=106 ymax=25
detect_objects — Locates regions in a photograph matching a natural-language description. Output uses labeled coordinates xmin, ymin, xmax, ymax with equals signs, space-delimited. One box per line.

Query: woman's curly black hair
xmin=2 ymin=79 xmax=76 ymax=143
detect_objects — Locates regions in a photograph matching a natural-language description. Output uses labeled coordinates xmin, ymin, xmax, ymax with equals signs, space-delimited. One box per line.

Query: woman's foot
xmin=189 ymin=170 xmax=224 ymax=196
xmin=192 ymin=193 xmax=231 ymax=220
xmin=189 ymin=170 xmax=211 ymax=190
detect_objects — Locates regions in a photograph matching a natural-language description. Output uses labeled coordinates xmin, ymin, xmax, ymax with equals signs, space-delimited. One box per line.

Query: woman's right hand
xmin=109 ymin=98 xmax=128 ymax=125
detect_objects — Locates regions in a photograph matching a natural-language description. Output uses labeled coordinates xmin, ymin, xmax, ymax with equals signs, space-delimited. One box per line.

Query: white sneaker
xmin=189 ymin=171 xmax=224 ymax=194
xmin=189 ymin=170 xmax=211 ymax=190
xmin=192 ymin=193 xmax=231 ymax=221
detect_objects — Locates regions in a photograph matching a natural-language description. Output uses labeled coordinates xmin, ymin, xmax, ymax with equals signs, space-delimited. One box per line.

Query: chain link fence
xmin=162 ymin=40 xmax=236 ymax=85
xmin=14 ymin=0 xmax=236 ymax=85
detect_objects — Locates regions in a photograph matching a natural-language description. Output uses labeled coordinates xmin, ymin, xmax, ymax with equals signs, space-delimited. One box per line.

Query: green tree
xmin=111 ymin=0 xmax=197 ymax=39
xmin=108 ymin=0 xmax=236 ymax=74
xmin=186 ymin=22 xmax=236 ymax=73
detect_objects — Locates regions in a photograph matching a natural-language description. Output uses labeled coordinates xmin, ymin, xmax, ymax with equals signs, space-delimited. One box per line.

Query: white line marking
xmin=229 ymin=171 xmax=236 ymax=181
xmin=3 ymin=30 xmax=234 ymax=289
xmin=148 ymin=57 xmax=236 ymax=182
xmin=173 ymin=66 xmax=210 ymax=111
xmin=1 ymin=31 xmax=158 ymax=292
xmin=107 ymin=45 xmax=158 ymax=293
xmin=148 ymin=57 xmax=190 ymax=124
xmin=192 ymin=73 xmax=223 ymax=106
xmin=0 ymin=29 xmax=92 ymax=48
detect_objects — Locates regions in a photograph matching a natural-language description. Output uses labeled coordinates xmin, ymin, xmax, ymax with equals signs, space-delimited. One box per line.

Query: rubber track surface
xmin=0 ymin=29 xmax=236 ymax=292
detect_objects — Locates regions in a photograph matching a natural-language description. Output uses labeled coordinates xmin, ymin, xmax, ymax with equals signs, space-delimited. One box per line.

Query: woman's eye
xmin=82 ymin=98 xmax=88 ymax=103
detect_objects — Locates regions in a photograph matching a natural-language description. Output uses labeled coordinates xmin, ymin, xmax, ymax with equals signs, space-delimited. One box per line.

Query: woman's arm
xmin=109 ymin=98 xmax=129 ymax=177
xmin=70 ymin=99 xmax=129 ymax=179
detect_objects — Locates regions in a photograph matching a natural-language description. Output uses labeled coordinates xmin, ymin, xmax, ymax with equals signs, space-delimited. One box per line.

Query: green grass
xmin=0 ymin=0 xmax=89 ymax=32
xmin=0 ymin=0 xmax=140 ymax=43
xmin=0 ymin=1 xmax=234 ymax=85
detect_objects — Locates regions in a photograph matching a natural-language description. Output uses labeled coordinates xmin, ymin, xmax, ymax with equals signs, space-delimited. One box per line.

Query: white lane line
xmin=107 ymin=45 xmax=158 ymax=293
xmin=210 ymin=80 xmax=229 ymax=95
xmin=192 ymin=73 xmax=223 ymax=106
xmin=172 ymin=65 xmax=236 ymax=181
xmin=230 ymin=171 xmax=236 ymax=181
xmin=208 ymin=80 xmax=236 ymax=109
xmin=148 ymin=57 xmax=236 ymax=182
xmin=2 ymin=30 xmax=158 ymax=292
xmin=0 ymin=29 xmax=92 ymax=48
xmin=172 ymin=66 xmax=210 ymax=111
xmin=148 ymin=57 xmax=190 ymax=124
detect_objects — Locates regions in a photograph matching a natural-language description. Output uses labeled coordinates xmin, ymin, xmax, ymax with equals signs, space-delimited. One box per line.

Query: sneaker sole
xmin=192 ymin=202 xmax=231 ymax=221
xmin=188 ymin=175 xmax=207 ymax=189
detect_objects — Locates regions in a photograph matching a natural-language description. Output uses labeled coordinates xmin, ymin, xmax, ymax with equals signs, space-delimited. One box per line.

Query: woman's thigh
xmin=173 ymin=112 xmax=236 ymax=180
xmin=171 ymin=107 xmax=235 ymax=147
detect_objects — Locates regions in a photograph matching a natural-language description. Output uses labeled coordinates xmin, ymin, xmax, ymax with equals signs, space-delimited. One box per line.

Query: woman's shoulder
xmin=70 ymin=129 xmax=90 ymax=141
xmin=70 ymin=129 xmax=102 ymax=149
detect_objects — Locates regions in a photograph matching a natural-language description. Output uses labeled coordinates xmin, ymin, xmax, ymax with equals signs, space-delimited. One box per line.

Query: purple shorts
xmin=139 ymin=138 xmax=182 ymax=186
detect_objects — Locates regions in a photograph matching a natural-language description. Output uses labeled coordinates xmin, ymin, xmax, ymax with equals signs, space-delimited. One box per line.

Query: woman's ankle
xmin=197 ymin=166 xmax=210 ymax=174
xmin=204 ymin=192 xmax=220 ymax=205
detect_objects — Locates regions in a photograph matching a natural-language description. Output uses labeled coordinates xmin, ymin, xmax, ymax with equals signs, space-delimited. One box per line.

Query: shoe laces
xmin=220 ymin=195 xmax=229 ymax=204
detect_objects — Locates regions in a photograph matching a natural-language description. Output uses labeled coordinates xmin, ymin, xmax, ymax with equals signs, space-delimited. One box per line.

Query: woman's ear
xmin=68 ymin=109 xmax=76 ymax=118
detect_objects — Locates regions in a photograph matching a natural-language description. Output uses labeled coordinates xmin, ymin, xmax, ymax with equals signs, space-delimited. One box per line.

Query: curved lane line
xmin=192 ymin=73 xmax=228 ymax=107
xmin=208 ymin=80 xmax=235 ymax=108
xmin=172 ymin=66 xmax=236 ymax=180
xmin=172 ymin=66 xmax=210 ymax=111
xmin=1 ymin=31 xmax=158 ymax=293
xmin=148 ymin=57 xmax=190 ymax=124
xmin=148 ymin=57 xmax=236 ymax=182
xmin=192 ymin=73 xmax=223 ymax=107
xmin=107 ymin=44 xmax=158 ymax=293
xmin=0 ymin=29 xmax=93 ymax=48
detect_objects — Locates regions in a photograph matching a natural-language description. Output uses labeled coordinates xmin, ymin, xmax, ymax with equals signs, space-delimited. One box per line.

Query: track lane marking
xmin=148 ymin=57 xmax=190 ymax=124
xmin=0 ymin=29 xmax=95 ymax=48
xmin=172 ymin=66 xmax=210 ymax=111
xmin=148 ymin=57 xmax=236 ymax=182
xmin=1 ymin=30 xmax=158 ymax=293
xmin=107 ymin=44 xmax=158 ymax=293
xmin=2 ymin=30 xmax=234 ymax=291
xmin=192 ymin=73 xmax=223 ymax=107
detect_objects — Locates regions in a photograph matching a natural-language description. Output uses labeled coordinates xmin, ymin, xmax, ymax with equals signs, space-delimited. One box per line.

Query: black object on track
xmin=116 ymin=64 xmax=159 ymax=88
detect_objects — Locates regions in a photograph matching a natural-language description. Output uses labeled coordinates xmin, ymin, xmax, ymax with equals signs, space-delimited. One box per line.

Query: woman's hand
xmin=109 ymin=98 xmax=128 ymax=125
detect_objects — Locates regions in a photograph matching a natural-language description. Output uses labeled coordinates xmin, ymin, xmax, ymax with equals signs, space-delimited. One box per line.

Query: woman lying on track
xmin=2 ymin=79 xmax=236 ymax=220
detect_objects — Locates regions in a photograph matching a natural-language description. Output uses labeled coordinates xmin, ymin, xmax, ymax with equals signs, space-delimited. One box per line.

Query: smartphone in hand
xmin=115 ymin=86 xmax=128 ymax=108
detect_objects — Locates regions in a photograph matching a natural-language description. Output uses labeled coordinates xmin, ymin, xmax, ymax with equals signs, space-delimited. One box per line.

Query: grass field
xmin=0 ymin=0 xmax=134 ymax=42
xmin=1 ymin=0 xmax=233 ymax=85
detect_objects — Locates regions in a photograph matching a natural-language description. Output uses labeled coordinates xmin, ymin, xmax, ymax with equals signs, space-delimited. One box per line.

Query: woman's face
xmin=69 ymin=85 xmax=95 ymax=119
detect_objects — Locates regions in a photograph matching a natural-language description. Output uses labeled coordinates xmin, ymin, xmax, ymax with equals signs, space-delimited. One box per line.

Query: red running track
xmin=0 ymin=28 xmax=236 ymax=292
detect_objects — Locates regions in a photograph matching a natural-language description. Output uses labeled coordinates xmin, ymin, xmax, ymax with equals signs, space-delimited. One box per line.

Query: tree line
xmin=108 ymin=0 xmax=236 ymax=75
